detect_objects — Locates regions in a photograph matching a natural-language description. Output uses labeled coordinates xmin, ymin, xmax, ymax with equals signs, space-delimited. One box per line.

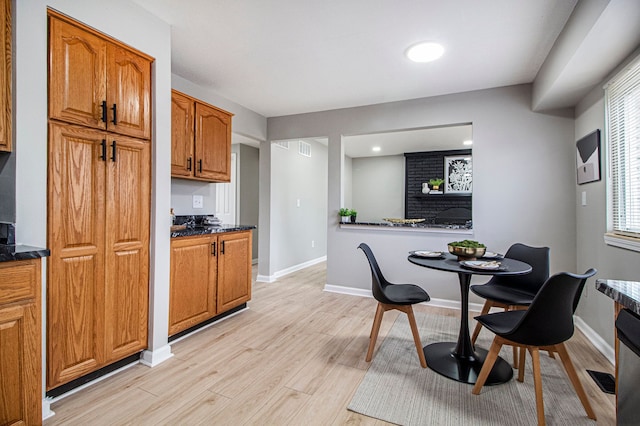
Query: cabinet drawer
xmin=0 ymin=260 xmax=38 ymax=305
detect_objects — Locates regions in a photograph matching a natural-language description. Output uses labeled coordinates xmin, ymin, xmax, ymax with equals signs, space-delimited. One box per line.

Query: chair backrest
xmin=504 ymin=268 xmax=597 ymax=346
xmin=490 ymin=243 xmax=550 ymax=295
xmin=357 ymin=243 xmax=394 ymax=304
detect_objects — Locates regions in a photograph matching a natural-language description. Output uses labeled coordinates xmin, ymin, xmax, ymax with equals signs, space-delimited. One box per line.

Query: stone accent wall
xmin=405 ymin=149 xmax=472 ymax=223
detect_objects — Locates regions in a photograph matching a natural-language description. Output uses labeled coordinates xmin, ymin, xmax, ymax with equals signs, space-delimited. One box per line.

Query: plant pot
xmin=341 ymin=216 xmax=350 ymax=223
xmin=350 ymin=215 xmax=356 ymax=223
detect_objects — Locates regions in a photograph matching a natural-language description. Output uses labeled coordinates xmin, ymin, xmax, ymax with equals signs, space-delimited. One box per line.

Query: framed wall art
xmin=444 ymin=155 xmax=472 ymax=194
xmin=576 ymin=129 xmax=601 ymax=184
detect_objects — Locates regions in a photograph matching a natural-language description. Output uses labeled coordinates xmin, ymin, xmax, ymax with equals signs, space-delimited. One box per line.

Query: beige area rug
xmin=348 ymin=313 xmax=595 ymax=426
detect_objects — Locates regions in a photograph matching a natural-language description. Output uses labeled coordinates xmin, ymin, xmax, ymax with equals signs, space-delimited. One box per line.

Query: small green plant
xmin=448 ymin=239 xmax=486 ymax=248
xmin=349 ymin=209 xmax=357 ymax=217
xmin=429 ymin=178 xmax=444 ymax=187
xmin=339 ymin=208 xmax=351 ymax=217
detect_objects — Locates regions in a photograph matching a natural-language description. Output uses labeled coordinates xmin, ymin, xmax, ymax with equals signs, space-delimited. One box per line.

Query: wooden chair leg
xmin=403 ymin=305 xmax=427 ymax=368
xmin=518 ymin=343 xmax=526 ymax=382
xmin=472 ymin=337 xmax=504 ymax=394
xmin=529 ymin=347 xmax=546 ymax=426
xmin=512 ymin=346 xmax=519 ymax=369
xmin=554 ymin=343 xmax=597 ymax=420
xmin=366 ymin=303 xmax=384 ymax=362
xmin=471 ymin=300 xmax=493 ymax=345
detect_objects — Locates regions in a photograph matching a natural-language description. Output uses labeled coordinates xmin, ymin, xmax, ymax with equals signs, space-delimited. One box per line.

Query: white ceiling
xmin=131 ymin=0 xmax=583 ymax=117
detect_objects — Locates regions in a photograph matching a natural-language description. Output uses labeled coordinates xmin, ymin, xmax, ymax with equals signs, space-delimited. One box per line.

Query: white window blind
xmin=606 ymin=56 xmax=640 ymax=238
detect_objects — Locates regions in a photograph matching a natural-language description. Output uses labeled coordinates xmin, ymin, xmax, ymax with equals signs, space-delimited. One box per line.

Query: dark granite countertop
xmin=171 ymin=224 xmax=256 ymax=238
xmin=596 ymin=279 xmax=640 ymax=315
xmin=0 ymin=244 xmax=50 ymax=263
xmin=340 ymin=221 xmax=472 ymax=231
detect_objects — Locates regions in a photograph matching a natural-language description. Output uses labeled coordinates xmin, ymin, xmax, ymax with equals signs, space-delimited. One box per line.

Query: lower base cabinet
xmin=0 ymin=259 xmax=42 ymax=425
xmin=169 ymin=230 xmax=252 ymax=335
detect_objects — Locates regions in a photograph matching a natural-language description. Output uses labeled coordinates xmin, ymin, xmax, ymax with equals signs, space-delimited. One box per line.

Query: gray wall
xmin=269 ymin=139 xmax=328 ymax=273
xmin=235 ymin=143 xmax=260 ymax=261
xmin=573 ymin=49 xmax=640 ymax=349
xmin=267 ymin=84 xmax=577 ymax=302
xmin=352 ymin=155 xmax=404 ymax=221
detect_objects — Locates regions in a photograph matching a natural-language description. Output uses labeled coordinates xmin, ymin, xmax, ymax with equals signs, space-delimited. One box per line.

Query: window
xmin=605 ymin=55 xmax=640 ymax=250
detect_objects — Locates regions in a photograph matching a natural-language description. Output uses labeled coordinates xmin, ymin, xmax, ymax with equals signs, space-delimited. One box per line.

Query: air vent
xmin=299 ymin=140 xmax=311 ymax=157
xmin=274 ymin=141 xmax=290 ymax=149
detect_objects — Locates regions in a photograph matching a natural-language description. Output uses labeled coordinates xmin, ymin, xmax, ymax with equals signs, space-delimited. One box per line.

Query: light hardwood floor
xmin=45 ymin=262 xmax=616 ymax=425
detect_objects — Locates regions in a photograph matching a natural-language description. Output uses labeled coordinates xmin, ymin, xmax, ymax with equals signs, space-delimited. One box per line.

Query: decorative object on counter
xmin=170 ymin=208 xmax=176 ymax=225
xmin=383 ymin=218 xmax=426 ymax=224
xmin=445 ymin=155 xmax=473 ymax=194
xmin=421 ymin=183 xmax=430 ymax=194
xmin=349 ymin=209 xmax=358 ymax=223
xmin=339 ymin=208 xmax=352 ymax=223
xmin=447 ymin=239 xmax=486 ymax=260
xmin=203 ymin=215 xmax=221 ymax=226
xmin=428 ymin=178 xmax=444 ymax=192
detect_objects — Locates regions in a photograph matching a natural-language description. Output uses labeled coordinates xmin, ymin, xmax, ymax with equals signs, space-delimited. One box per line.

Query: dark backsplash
xmin=0 ymin=222 xmax=15 ymax=244
xmin=405 ymin=149 xmax=472 ymax=223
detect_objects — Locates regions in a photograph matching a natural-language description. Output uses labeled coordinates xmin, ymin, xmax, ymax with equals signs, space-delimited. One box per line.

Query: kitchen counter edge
xmin=171 ymin=225 xmax=256 ymax=238
xmin=596 ymin=279 xmax=640 ymax=316
xmin=0 ymin=244 xmax=51 ymax=263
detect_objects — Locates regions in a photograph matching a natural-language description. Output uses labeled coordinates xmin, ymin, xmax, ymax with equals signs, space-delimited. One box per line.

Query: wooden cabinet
xmin=169 ymin=231 xmax=251 ymax=336
xmin=49 ymin=13 xmax=151 ymax=140
xmin=0 ymin=259 xmax=42 ymax=425
xmin=47 ymin=122 xmax=150 ymax=389
xmin=0 ymin=0 xmax=11 ymax=152
xmin=217 ymin=231 xmax=252 ymax=313
xmin=171 ymin=90 xmax=233 ymax=182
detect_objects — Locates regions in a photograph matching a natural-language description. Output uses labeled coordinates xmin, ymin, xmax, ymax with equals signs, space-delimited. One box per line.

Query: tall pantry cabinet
xmin=46 ymin=11 xmax=152 ymax=391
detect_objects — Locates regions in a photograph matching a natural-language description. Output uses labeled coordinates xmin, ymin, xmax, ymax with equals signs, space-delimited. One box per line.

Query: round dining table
xmin=408 ymin=252 xmax=532 ymax=385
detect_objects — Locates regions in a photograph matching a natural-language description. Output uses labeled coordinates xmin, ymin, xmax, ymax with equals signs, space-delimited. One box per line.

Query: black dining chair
xmin=470 ymin=243 xmax=550 ymax=367
xmin=358 ymin=243 xmax=430 ymax=368
xmin=472 ymin=269 xmax=597 ymax=425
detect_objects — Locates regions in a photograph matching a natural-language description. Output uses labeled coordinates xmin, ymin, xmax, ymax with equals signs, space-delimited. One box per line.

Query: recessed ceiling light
xmin=372 ymin=146 xmax=381 ymax=152
xmin=406 ymin=42 xmax=445 ymax=63
xmin=463 ymin=140 xmax=473 ymax=146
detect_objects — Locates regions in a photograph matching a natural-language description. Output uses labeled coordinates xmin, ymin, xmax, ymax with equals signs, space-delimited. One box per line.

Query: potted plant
xmin=339 ymin=208 xmax=351 ymax=223
xmin=429 ymin=178 xmax=444 ymax=191
xmin=349 ymin=209 xmax=358 ymax=223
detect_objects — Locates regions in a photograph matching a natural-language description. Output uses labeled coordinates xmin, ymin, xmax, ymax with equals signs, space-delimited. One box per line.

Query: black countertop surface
xmin=171 ymin=224 xmax=256 ymax=238
xmin=0 ymin=244 xmax=50 ymax=263
xmin=596 ymin=279 xmax=640 ymax=316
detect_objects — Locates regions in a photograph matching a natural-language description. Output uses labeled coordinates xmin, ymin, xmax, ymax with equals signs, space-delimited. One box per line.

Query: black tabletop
xmin=408 ymin=253 xmax=532 ymax=276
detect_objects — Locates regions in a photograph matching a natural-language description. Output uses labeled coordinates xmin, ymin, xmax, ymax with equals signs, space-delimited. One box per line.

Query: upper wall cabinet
xmin=49 ymin=14 xmax=151 ymax=140
xmin=0 ymin=0 xmax=11 ymax=152
xmin=171 ymin=90 xmax=233 ymax=182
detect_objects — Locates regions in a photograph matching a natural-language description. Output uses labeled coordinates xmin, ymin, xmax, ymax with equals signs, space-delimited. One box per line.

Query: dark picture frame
xmin=576 ymin=129 xmax=601 ymax=185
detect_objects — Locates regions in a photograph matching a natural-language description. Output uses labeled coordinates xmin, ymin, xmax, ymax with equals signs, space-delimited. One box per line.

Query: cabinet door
xmin=47 ymin=123 xmax=106 ymax=389
xmin=49 ymin=16 xmax=107 ymax=130
xmin=0 ymin=259 xmax=41 ymax=426
xmin=171 ymin=91 xmax=195 ymax=177
xmin=0 ymin=0 xmax=11 ymax=152
xmin=169 ymin=236 xmax=217 ymax=335
xmin=194 ymin=102 xmax=232 ymax=182
xmin=106 ymin=44 xmax=151 ymax=139
xmin=217 ymin=231 xmax=252 ymax=313
xmin=104 ymin=135 xmax=150 ymax=361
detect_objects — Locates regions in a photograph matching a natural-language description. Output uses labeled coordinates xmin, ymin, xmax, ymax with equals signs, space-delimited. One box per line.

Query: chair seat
xmin=383 ymin=283 xmax=430 ymax=305
xmin=470 ymin=284 xmax=536 ymax=306
xmin=475 ymin=309 xmax=526 ymax=336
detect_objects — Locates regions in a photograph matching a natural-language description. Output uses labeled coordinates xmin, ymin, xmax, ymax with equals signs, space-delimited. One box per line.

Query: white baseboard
xmin=256 ymin=256 xmax=327 ymax=283
xmin=43 ymin=399 xmax=55 ymax=421
xmin=140 ymin=344 xmax=174 ymax=367
xmin=575 ymin=315 xmax=615 ymax=366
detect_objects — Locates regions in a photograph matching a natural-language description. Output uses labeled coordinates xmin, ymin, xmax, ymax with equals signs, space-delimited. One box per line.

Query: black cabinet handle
xmin=100 ymin=101 xmax=107 ymax=123
xmin=198 ymin=159 xmax=203 ymax=173
xmin=211 ymin=242 xmax=216 ymax=256
xmin=100 ymin=139 xmax=107 ymax=161
xmin=111 ymin=103 xmax=117 ymax=125
xmin=111 ymin=141 xmax=117 ymax=162
xmin=221 ymin=240 xmax=225 ymax=255
xmin=187 ymin=157 xmax=192 ymax=171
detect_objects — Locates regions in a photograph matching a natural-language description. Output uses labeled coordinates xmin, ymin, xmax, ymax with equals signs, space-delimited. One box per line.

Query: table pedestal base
xmin=424 ymin=342 xmax=514 ymax=385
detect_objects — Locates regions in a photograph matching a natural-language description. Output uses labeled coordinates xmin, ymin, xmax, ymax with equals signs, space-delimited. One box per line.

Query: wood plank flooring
xmin=45 ymin=262 xmax=616 ymax=425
